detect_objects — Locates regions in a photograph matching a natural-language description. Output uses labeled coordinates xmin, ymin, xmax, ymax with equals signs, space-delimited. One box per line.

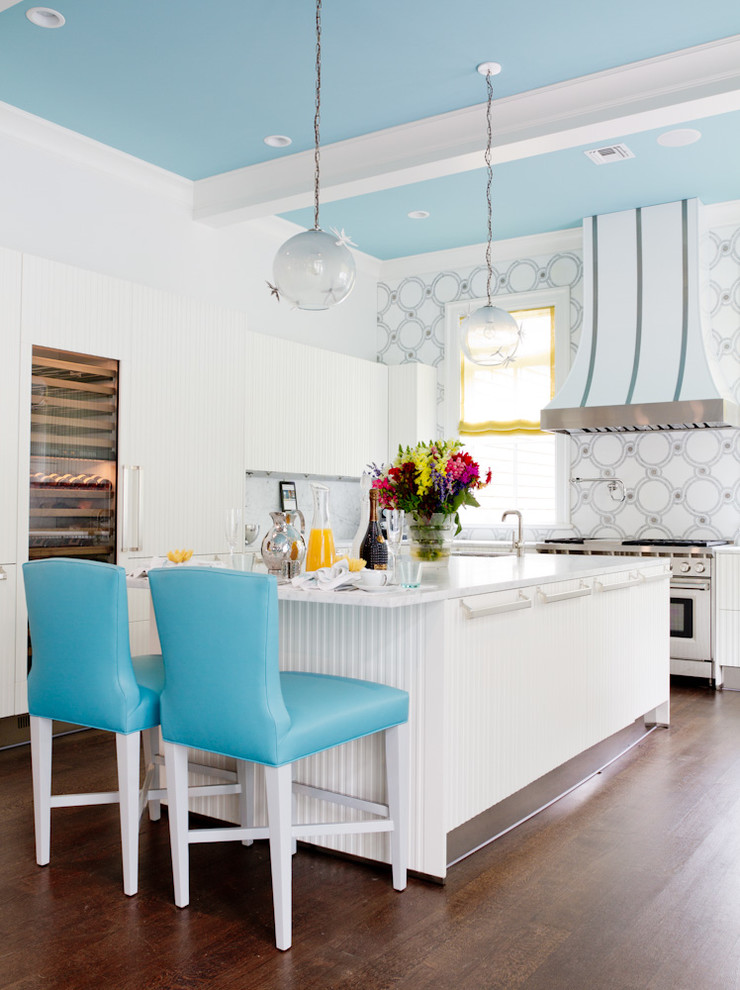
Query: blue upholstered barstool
xmin=148 ymin=566 xmax=410 ymax=951
xmin=22 ymin=558 xmax=165 ymax=896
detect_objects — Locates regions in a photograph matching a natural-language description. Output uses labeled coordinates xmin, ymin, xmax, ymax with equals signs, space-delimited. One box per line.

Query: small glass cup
xmin=398 ymin=557 xmax=422 ymax=588
xmin=384 ymin=508 xmax=405 ymax=583
xmin=224 ymin=507 xmax=242 ymax=555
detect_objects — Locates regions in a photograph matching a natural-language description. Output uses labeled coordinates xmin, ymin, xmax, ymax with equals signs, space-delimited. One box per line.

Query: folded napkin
xmin=290 ymin=559 xmax=358 ymax=592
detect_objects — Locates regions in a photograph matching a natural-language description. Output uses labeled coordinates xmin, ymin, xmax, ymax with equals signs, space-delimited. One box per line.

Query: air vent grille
xmin=584 ymin=143 xmax=635 ymax=165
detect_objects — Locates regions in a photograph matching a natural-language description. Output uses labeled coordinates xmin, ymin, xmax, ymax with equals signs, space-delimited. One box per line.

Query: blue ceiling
xmin=283 ymin=110 xmax=740 ymax=259
xmin=0 ymin=0 xmax=739 ymax=259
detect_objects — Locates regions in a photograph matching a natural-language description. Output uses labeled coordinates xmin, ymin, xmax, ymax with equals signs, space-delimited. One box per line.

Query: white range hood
xmin=541 ymin=199 xmax=740 ymax=434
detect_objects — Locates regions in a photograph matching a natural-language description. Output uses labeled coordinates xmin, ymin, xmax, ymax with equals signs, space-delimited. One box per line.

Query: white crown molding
xmin=0 ymin=100 xmax=193 ymax=205
xmin=0 ymin=0 xmax=22 ymax=9
xmin=705 ymin=199 xmax=740 ymax=229
xmin=193 ymin=34 xmax=740 ymax=227
xmin=379 ymin=228 xmax=583 ymax=283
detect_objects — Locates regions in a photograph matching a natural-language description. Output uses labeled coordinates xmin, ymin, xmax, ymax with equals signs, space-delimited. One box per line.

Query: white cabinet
xmin=0 ymin=249 xmax=22 ymax=563
xmin=444 ymin=568 xmax=669 ymax=838
xmin=119 ymin=286 xmax=248 ymax=563
xmin=243 ymin=332 xmax=388 ymax=477
xmin=0 ymin=565 xmax=17 ymax=719
xmin=714 ymin=548 xmax=740 ymax=669
xmin=387 ymin=362 xmax=437 ymax=454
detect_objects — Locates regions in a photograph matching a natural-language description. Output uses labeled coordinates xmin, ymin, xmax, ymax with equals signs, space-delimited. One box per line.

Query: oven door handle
xmin=671 ymin=580 xmax=710 ymax=592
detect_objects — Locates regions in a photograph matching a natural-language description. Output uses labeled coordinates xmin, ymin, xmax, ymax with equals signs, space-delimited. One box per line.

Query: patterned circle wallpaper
xmin=377 ymin=222 xmax=740 ymax=541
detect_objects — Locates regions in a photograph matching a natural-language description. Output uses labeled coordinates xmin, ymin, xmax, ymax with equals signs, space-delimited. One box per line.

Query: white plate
xmin=356 ymin=584 xmax=402 ymax=594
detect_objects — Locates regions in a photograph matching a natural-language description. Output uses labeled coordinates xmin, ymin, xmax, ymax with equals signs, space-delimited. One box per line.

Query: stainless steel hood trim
xmin=540 ymin=398 xmax=740 ymax=434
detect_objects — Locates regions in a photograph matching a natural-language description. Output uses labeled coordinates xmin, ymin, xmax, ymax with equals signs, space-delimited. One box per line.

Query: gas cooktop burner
xmin=621 ymin=539 xmax=730 ymax=548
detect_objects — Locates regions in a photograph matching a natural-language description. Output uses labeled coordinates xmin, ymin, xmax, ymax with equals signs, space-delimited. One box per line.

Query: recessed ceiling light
xmin=657 ymin=128 xmax=702 ymax=148
xmin=26 ymin=7 xmax=65 ymax=28
xmin=408 ymin=211 xmax=430 ymax=220
xmin=264 ymin=135 xmax=292 ymax=148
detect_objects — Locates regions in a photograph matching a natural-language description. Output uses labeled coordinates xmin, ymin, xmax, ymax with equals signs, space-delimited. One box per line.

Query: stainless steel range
xmin=536 ymin=538 xmax=732 ymax=683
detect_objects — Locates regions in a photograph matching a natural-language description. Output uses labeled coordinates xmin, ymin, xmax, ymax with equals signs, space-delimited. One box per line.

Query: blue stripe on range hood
xmin=540 ymin=199 xmax=740 ymax=434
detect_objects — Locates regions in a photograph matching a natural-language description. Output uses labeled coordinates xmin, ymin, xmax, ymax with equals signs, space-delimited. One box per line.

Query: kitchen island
xmin=150 ymin=554 xmax=669 ymax=881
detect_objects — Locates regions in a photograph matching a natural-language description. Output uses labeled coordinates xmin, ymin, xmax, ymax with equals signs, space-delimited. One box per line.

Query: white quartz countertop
xmin=277 ymin=553 xmax=668 ymax=608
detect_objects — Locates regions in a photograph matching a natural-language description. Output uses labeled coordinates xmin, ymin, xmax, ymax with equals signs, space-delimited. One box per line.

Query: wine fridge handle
xmin=121 ymin=465 xmax=143 ymax=553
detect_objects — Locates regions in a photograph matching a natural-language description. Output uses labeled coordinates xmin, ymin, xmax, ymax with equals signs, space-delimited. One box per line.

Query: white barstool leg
xmin=265 ymin=763 xmax=294 ymax=951
xmin=164 ymin=741 xmax=191 ymax=908
xmin=30 ymin=715 xmax=52 ymax=867
xmin=142 ymin=726 xmax=161 ymax=821
xmin=237 ymin=760 xmax=254 ymax=846
xmin=291 ymin=788 xmax=298 ymax=856
xmin=116 ymin=731 xmax=141 ymax=896
xmin=385 ymin=722 xmax=409 ymax=891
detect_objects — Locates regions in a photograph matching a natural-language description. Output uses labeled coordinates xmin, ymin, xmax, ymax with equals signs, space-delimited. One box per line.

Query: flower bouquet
xmin=370 ymin=440 xmax=491 ymax=564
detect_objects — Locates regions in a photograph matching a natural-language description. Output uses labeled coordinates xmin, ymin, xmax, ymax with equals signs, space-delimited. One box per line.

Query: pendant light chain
xmin=313 ymin=0 xmax=322 ymax=231
xmin=484 ymin=69 xmax=493 ymax=307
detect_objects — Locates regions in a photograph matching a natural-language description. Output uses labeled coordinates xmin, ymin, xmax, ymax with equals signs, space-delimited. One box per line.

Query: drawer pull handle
xmin=639 ymin=570 xmax=670 ymax=585
xmin=596 ymin=570 xmax=669 ymax=593
xmin=121 ymin=466 xmax=143 ymax=553
xmin=0 ymin=566 xmax=6 ymax=581
xmin=460 ymin=591 xmax=532 ymax=619
xmin=536 ymin=582 xmax=590 ymax=605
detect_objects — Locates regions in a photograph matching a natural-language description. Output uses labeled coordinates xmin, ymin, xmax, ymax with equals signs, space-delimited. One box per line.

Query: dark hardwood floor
xmin=2 ymin=681 xmax=740 ymax=989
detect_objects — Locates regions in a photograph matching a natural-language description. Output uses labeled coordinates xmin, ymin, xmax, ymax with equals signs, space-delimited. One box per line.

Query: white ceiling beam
xmin=193 ymin=34 xmax=740 ymax=227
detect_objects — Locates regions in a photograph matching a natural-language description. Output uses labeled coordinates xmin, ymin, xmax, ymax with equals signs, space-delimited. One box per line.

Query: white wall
xmin=0 ymin=126 xmax=380 ymax=360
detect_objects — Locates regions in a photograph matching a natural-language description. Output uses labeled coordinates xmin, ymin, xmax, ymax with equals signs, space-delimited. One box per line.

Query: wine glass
xmin=384 ymin=509 xmax=405 ymax=583
xmin=224 ymin=508 xmax=242 ymax=558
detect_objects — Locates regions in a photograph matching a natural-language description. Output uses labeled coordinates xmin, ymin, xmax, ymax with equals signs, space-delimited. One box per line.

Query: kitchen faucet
xmin=501 ymin=510 xmax=524 ymax=556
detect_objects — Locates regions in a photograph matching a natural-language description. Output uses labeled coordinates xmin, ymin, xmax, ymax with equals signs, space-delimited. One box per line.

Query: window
xmin=445 ymin=288 xmax=570 ymax=527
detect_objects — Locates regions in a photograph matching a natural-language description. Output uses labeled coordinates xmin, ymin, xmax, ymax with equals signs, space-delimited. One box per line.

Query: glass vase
xmin=408 ymin=513 xmax=454 ymax=568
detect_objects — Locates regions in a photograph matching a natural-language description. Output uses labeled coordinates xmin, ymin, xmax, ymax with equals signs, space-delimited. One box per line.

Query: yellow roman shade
xmin=459 ymin=307 xmax=555 ymax=437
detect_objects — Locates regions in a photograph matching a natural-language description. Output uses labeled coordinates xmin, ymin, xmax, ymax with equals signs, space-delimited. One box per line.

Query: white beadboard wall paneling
xmin=123 ymin=284 xmax=248 ymax=560
xmin=180 ymin=598 xmax=444 ymax=874
xmin=0 ymin=565 xmax=17 ymax=718
xmin=20 ymin=254 xmax=134 ymax=360
xmin=0 ymin=247 xmax=21 ymax=564
xmin=275 ymin=599 xmax=445 ymax=877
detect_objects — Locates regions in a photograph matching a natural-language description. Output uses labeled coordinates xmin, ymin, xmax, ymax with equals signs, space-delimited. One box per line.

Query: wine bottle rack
xmin=29 ymin=346 xmax=118 ymax=563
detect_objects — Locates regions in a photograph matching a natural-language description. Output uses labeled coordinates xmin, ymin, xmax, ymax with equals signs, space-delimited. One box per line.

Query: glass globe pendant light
xmin=271 ymin=0 xmax=356 ymax=311
xmin=460 ymin=63 xmax=522 ymax=366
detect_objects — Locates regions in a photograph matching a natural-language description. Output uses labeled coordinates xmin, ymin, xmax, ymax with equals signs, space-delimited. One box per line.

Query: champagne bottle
xmin=359 ymin=489 xmax=388 ymax=570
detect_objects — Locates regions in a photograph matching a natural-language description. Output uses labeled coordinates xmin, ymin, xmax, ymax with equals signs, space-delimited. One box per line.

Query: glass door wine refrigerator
xmin=29 ymin=346 xmax=118 ymax=563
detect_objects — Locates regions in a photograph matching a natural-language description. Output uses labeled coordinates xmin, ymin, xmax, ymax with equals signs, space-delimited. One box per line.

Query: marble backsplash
xmin=244 ymin=472 xmax=363 ymax=549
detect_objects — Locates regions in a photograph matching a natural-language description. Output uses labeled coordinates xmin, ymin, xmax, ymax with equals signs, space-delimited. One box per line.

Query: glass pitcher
xmin=305 ymin=483 xmax=335 ymax=571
